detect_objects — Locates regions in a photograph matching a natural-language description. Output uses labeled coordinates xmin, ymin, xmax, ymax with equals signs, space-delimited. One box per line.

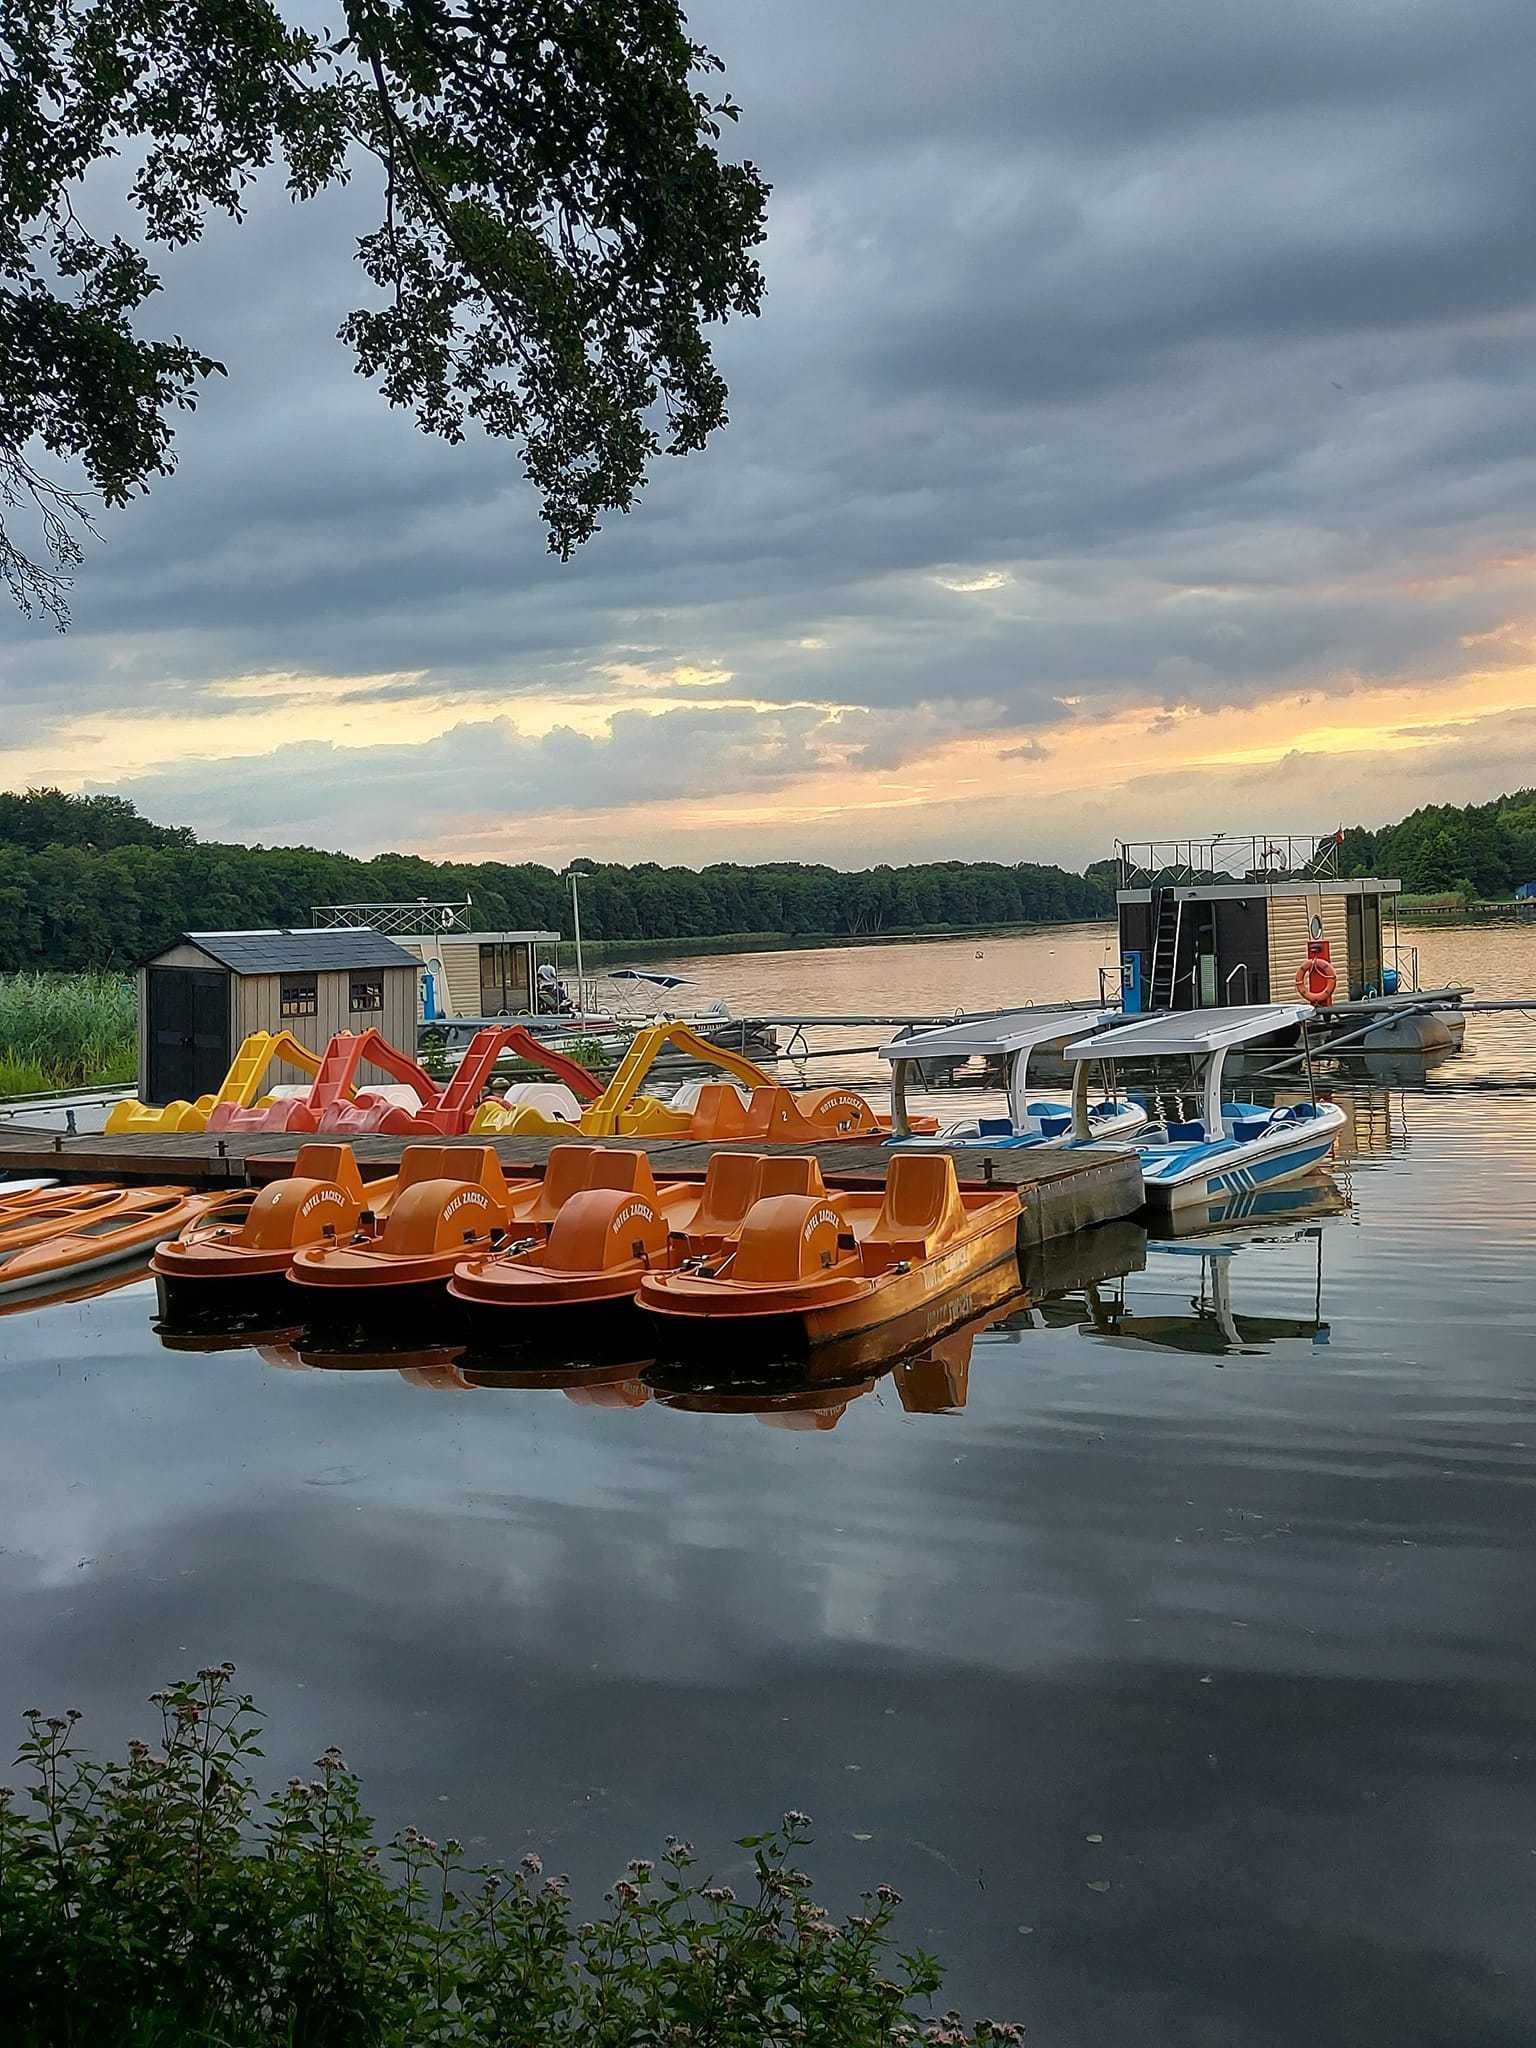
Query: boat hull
xmin=0 ymin=1190 xmax=236 ymax=1298
xmin=1142 ymin=1128 xmax=1342 ymax=1212
xmin=642 ymin=1215 xmax=1021 ymax=1357
xmin=454 ymin=1291 xmax=648 ymax=1361
xmin=153 ymin=1265 xmax=301 ymax=1326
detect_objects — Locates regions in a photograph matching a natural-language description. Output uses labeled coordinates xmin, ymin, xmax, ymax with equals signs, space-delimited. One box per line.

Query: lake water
xmin=4 ymin=922 xmax=1536 ymax=2045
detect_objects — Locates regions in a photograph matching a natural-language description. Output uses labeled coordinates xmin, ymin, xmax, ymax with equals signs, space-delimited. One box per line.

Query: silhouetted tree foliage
xmin=0 ymin=789 xmax=1116 ymax=969
xmin=2 ymin=0 xmax=768 ymax=622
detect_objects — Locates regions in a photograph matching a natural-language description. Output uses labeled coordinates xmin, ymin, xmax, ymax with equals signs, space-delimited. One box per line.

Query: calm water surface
xmin=4 ymin=923 xmax=1536 ymax=2045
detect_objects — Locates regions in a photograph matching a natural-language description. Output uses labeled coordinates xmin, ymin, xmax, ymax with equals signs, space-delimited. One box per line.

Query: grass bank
xmin=0 ymin=972 xmax=136 ymax=1095
xmin=0 ymin=1664 xmax=1018 ymax=2046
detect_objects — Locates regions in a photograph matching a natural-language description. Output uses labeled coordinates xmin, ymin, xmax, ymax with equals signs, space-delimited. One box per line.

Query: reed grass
xmin=0 ymin=973 xmax=136 ymax=1092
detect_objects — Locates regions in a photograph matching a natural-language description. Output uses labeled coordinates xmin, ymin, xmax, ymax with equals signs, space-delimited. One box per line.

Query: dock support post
xmin=890 ymin=1059 xmax=911 ymax=1139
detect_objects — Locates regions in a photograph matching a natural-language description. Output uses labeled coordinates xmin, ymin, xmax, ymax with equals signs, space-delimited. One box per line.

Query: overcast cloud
xmin=4 ymin=0 xmax=1536 ymax=863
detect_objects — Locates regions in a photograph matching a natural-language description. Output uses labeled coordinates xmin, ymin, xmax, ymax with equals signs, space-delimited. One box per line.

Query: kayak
xmin=0 ymin=1186 xmax=250 ymax=1300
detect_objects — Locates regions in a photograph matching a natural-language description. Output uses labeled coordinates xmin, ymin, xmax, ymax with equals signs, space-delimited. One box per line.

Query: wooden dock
xmin=0 ymin=1127 xmax=1143 ymax=1248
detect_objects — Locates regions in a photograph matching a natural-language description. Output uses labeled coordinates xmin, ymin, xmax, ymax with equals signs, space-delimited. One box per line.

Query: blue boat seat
xmin=1038 ymin=1112 xmax=1072 ymax=1138
xmin=1166 ymin=1118 xmax=1206 ymax=1142
xmin=1274 ymin=1101 xmax=1323 ymax=1123
xmin=1231 ymin=1114 xmax=1273 ymax=1141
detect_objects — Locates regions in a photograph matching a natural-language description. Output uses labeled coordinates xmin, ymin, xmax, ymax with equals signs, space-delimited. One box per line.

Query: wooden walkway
xmin=0 ymin=1127 xmax=1143 ymax=1247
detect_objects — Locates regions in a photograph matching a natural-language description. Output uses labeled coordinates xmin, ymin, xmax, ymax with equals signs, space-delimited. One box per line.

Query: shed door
xmin=146 ymin=968 xmax=230 ymax=1104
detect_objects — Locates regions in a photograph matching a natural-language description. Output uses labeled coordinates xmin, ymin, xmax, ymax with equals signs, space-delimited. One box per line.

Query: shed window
xmin=350 ymin=976 xmax=384 ymax=1014
xmin=280 ymin=976 xmax=318 ymax=1018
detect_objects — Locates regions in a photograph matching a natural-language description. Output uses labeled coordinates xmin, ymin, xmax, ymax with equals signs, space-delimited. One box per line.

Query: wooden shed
xmin=136 ymin=929 xmax=423 ymax=1105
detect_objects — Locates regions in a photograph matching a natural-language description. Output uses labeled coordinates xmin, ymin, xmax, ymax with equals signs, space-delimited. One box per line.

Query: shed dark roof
xmin=164 ymin=929 xmax=423 ymax=974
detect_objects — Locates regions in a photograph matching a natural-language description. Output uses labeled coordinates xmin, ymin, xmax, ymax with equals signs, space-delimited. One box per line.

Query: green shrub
xmin=0 ymin=973 xmax=135 ymax=1090
xmin=0 ymin=1666 xmax=1018 ymax=2047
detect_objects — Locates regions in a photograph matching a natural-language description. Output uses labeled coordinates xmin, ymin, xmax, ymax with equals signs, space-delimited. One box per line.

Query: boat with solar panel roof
xmin=1061 ymin=1003 xmax=1346 ymax=1212
xmin=880 ymin=1007 xmax=1148 ymax=1148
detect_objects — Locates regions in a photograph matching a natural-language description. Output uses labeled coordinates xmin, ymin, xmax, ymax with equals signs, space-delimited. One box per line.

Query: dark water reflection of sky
xmin=4 ymin=924 xmax=1536 ymax=2046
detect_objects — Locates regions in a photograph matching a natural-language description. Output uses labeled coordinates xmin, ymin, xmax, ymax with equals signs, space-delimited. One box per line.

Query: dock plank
xmin=0 ymin=1125 xmax=1143 ymax=1246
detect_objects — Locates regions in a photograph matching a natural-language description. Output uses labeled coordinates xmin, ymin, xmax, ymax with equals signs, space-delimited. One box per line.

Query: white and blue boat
xmin=882 ymin=1008 xmax=1149 ymax=1148
xmin=1062 ymin=1004 xmax=1346 ymax=1212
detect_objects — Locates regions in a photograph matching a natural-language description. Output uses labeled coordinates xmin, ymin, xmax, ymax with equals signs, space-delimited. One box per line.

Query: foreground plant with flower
xmin=0 ymin=1664 xmax=1020 ymax=2044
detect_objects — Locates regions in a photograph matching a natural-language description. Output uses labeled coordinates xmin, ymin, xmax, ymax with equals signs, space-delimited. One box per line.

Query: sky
xmin=5 ymin=0 xmax=1536 ymax=870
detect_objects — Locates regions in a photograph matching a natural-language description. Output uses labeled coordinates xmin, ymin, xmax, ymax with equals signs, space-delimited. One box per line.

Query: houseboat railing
xmin=1224 ymin=963 xmax=1251 ymax=1002
xmin=1117 ymin=833 xmax=1342 ymax=889
xmin=313 ymin=899 xmax=475 ymax=935
xmin=1386 ymin=943 xmax=1420 ymax=993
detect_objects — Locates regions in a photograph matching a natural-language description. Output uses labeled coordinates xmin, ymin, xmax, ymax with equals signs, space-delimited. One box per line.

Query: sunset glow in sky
xmin=5 ymin=0 xmax=1536 ymax=868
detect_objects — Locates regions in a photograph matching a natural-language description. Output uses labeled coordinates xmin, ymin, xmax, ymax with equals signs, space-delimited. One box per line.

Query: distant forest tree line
xmin=3 ymin=785 xmax=1534 ymax=973
xmin=0 ymin=788 xmax=1112 ymax=971
xmin=1337 ymin=788 xmax=1536 ymax=897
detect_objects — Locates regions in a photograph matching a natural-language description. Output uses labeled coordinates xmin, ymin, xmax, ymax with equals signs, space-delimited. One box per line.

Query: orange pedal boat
xmin=287 ymin=1145 xmax=531 ymax=1323
xmin=447 ymin=1148 xmax=840 ymax=1348
xmin=0 ymin=1185 xmax=247 ymax=1303
xmin=680 ymin=1082 xmax=936 ymax=1142
xmin=639 ymin=1152 xmax=1021 ymax=1354
xmin=151 ymin=1143 xmax=404 ymax=1320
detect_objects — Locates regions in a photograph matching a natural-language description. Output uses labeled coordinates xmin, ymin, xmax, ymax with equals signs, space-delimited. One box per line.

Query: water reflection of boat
xmin=294 ymin=1340 xmax=469 ymax=1377
xmin=461 ymin=1355 xmax=652 ymax=1405
xmin=644 ymin=1269 xmax=1025 ymax=1429
xmin=1144 ymin=1174 xmax=1350 ymax=1243
xmin=154 ymin=1315 xmax=304 ymax=1354
xmin=1041 ymin=1206 xmax=1337 ymax=1359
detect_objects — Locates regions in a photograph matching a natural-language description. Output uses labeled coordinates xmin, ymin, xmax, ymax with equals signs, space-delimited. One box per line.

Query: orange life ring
xmin=1295 ymin=957 xmax=1337 ymax=1005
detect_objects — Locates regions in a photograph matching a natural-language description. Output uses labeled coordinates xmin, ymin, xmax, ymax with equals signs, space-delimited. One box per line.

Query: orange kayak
xmin=0 ymin=1186 xmax=249 ymax=1301
xmin=639 ymin=1152 xmax=1021 ymax=1352
xmin=0 ymin=1183 xmax=161 ymax=1252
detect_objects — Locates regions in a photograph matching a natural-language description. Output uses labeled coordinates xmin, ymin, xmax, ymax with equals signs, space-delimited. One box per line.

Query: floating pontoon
xmin=882 ymin=1008 xmax=1146 ymax=1146
xmin=1063 ymin=1003 xmax=1346 ymax=1212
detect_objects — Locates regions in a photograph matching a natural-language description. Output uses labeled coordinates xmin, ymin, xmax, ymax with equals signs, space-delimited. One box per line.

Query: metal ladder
xmin=1148 ymin=888 xmax=1183 ymax=1009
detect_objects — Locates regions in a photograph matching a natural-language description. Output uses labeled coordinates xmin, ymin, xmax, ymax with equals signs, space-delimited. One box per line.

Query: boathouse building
xmin=1115 ymin=835 xmax=1401 ymax=1011
xmin=311 ymin=901 xmax=562 ymax=1022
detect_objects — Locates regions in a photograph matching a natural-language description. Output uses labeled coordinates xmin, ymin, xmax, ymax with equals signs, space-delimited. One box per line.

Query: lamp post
xmin=569 ymin=870 xmax=586 ymax=1023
